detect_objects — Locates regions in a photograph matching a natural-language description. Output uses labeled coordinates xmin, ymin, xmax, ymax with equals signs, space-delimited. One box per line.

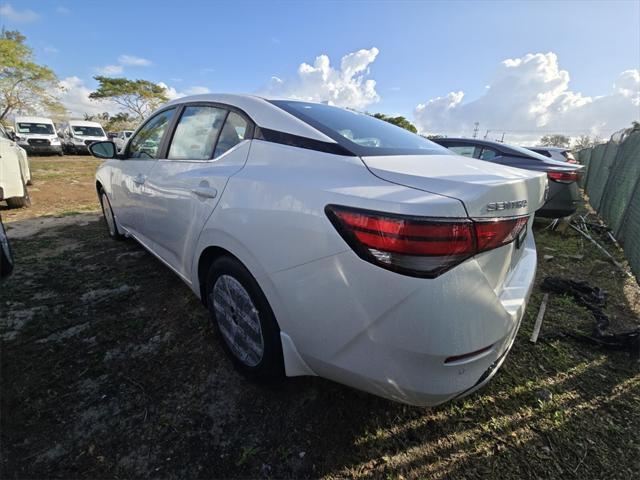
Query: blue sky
xmin=2 ymin=1 xmax=639 ymax=140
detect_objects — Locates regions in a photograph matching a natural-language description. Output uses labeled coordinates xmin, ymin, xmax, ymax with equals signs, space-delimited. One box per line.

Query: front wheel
xmin=206 ymin=256 xmax=284 ymax=380
xmin=99 ymin=190 xmax=123 ymax=240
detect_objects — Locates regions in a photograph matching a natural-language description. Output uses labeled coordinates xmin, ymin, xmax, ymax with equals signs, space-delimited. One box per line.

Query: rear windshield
xmin=508 ymin=144 xmax=556 ymax=162
xmin=17 ymin=122 xmax=54 ymax=134
xmin=271 ymin=100 xmax=450 ymax=156
xmin=72 ymin=126 xmax=105 ymax=137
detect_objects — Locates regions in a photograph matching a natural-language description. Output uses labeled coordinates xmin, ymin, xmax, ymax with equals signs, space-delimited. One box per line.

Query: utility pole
xmin=473 ymin=122 xmax=479 ymax=138
xmin=484 ymin=129 xmax=490 ymax=140
xmin=500 ymin=132 xmax=505 ymax=143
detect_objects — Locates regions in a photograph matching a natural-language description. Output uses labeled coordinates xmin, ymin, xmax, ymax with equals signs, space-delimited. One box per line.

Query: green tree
xmin=572 ymin=135 xmax=601 ymax=150
xmin=89 ymin=76 xmax=168 ymax=120
xmin=539 ymin=134 xmax=571 ymax=148
xmin=0 ymin=28 xmax=65 ymax=121
xmin=372 ymin=113 xmax=418 ymax=133
xmin=631 ymin=120 xmax=640 ymax=131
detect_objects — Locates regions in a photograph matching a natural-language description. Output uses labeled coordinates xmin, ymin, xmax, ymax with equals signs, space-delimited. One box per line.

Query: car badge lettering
xmin=487 ymin=200 xmax=528 ymax=211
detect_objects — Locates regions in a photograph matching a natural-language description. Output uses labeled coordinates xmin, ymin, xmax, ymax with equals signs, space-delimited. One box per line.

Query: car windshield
xmin=271 ymin=100 xmax=450 ymax=156
xmin=72 ymin=126 xmax=105 ymax=137
xmin=17 ymin=122 xmax=54 ymax=134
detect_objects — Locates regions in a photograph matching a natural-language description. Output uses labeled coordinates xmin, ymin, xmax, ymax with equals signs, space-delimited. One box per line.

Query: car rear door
xmin=109 ymin=108 xmax=176 ymax=241
xmin=142 ymin=103 xmax=254 ymax=281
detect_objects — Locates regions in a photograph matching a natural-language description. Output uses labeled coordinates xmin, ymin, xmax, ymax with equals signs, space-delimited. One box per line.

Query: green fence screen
xmin=577 ymin=129 xmax=640 ymax=279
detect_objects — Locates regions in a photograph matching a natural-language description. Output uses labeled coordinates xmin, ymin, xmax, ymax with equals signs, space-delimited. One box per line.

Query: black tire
xmin=0 ymin=218 xmax=14 ymax=278
xmin=206 ymin=256 xmax=284 ymax=380
xmin=6 ymin=183 xmax=30 ymax=208
xmin=99 ymin=189 xmax=124 ymax=240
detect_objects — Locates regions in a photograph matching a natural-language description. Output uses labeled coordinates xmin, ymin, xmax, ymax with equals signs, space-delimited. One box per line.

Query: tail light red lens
xmin=548 ymin=170 xmax=580 ymax=183
xmin=326 ymin=205 xmax=529 ymax=278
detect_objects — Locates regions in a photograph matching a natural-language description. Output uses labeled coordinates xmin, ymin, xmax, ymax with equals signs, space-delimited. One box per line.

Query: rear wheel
xmin=6 ymin=183 xmax=30 ymax=208
xmin=99 ymin=189 xmax=123 ymax=240
xmin=206 ymin=256 xmax=284 ymax=380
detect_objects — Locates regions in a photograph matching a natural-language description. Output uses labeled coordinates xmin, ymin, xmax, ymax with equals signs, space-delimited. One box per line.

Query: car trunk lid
xmin=360 ymin=154 xmax=547 ymax=218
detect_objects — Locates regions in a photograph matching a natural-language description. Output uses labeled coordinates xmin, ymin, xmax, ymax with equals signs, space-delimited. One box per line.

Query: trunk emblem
xmin=487 ymin=200 xmax=528 ymax=211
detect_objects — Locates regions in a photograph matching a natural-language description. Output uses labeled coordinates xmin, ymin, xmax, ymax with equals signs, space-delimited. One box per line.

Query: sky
xmin=1 ymin=0 xmax=639 ymax=143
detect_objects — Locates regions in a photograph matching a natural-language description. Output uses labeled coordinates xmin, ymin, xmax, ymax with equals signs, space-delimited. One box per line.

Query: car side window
xmin=479 ymin=148 xmax=498 ymax=161
xmin=168 ymin=106 xmax=227 ymax=160
xmin=213 ymin=112 xmax=250 ymax=158
xmin=127 ymin=108 xmax=175 ymax=159
xmin=448 ymin=145 xmax=475 ymax=158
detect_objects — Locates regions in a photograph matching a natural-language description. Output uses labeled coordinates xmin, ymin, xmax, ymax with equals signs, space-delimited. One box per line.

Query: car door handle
xmin=133 ymin=174 xmax=146 ymax=185
xmin=191 ymin=186 xmax=218 ymax=199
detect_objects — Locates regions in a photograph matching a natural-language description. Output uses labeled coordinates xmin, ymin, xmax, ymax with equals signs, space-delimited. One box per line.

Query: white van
xmin=14 ymin=116 xmax=63 ymax=156
xmin=61 ymin=120 xmax=108 ymax=154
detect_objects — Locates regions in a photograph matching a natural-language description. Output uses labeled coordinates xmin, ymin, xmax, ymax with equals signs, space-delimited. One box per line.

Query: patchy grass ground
xmin=0 ymin=155 xmax=101 ymax=222
xmin=1 ymin=159 xmax=638 ymax=479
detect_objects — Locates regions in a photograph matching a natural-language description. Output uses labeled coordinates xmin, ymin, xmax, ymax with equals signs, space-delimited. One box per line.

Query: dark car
xmin=432 ymin=138 xmax=583 ymax=218
xmin=0 ymin=216 xmax=14 ymax=278
xmin=527 ymin=146 xmax=578 ymax=164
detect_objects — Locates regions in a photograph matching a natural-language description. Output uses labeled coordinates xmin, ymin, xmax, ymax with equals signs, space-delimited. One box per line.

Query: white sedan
xmin=90 ymin=94 xmax=546 ymax=406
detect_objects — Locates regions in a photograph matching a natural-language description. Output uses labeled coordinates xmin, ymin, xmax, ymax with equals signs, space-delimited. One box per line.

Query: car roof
xmin=529 ymin=146 xmax=568 ymax=152
xmin=162 ymin=93 xmax=336 ymax=143
xmin=433 ymin=137 xmax=574 ymax=166
xmin=15 ymin=116 xmax=55 ymax=124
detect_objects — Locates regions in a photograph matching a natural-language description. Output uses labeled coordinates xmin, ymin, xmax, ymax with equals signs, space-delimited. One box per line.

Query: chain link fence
xmin=576 ymin=128 xmax=640 ymax=279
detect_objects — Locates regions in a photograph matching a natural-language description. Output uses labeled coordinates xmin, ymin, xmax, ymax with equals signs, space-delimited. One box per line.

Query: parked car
xmin=89 ymin=94 xmax=547 ymax=406
xmin=112 ymin=130 xmax=134 ymax=153
xmin=0 ymin=215 xmax=14 ymax=278
xmin=60 ymin=120 xmax=108 ymax=154
xmin=13 ymin=116 xmax=63 ymax=156
xmin=432 ymin=138 xmax=583 ymax=218
xmin=0 ymin=123 xmax=31 ymax=208
xmin=526 ymin=146 xmax=578 ymax=164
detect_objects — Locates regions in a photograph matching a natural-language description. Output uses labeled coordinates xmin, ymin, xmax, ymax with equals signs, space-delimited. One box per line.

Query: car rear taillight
xmin=326 ymin=205 xmax=529 ymax=278
xmin=547 ymin=170 xmax=580 ymax=183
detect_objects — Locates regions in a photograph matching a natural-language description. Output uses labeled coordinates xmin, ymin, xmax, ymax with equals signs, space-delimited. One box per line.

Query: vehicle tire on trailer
xmin=206 ymin=256 xmax=284 ymax=380
xmin=99 ymin=189 xmax=123 ymax=240
xmin=6 ymin=182 xmax=31 ymax=208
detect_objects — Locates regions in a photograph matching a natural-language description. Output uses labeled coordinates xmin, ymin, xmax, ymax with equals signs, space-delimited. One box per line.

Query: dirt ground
xmin=1 ymin=156 xmax=639 ymax=479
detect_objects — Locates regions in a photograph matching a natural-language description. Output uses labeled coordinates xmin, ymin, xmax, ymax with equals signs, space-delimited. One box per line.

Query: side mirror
xmin=0 ymin=218 xmax=14 ymax=279
xmin=89 ymin=140 xmax=118 ymax=159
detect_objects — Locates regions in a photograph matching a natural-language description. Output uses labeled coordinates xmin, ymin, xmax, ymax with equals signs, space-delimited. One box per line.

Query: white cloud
xmin=158 ymin=83 xmax=211 ymax=100
xmin=118 ymin=54 xmax=152 ymax=67
xmin=263 ymin=47 xmax=380 ymax=109
xmin=58 ymin=76 xmax=120 ymax=117
xmin=414 ymin=52 xmax=640 ymax=143
xmin=0 ymin=3 xmax=39 ymax=22
xmin=95 ymin=64 xmax=124 ymax=75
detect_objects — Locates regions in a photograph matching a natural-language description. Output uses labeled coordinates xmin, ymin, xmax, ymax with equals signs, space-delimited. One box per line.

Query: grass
xmin=1 ymin=168 xmax=638 ymax=479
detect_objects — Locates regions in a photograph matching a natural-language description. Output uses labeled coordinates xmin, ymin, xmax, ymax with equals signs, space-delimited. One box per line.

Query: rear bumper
xmin=537 ymin=181 xmax=580 ymax=218
xmin=270 ymin=226 xmax=537 ymax=406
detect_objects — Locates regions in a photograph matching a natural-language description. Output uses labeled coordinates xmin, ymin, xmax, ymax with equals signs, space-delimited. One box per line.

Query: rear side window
xmin=168 ymin=106 xmax=226 ymax=160
xmin=128 ymin=108 xmax=175 ymax=159
xmin=448 ymin=145 xmax=475 ymax=158
xmin=479 ymin=147 xmax=498 ymax=161
xmin=271 ymin=100 xmax=449 ymax=157
xmin=214 ymin=112 xmax=249 ymax=158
